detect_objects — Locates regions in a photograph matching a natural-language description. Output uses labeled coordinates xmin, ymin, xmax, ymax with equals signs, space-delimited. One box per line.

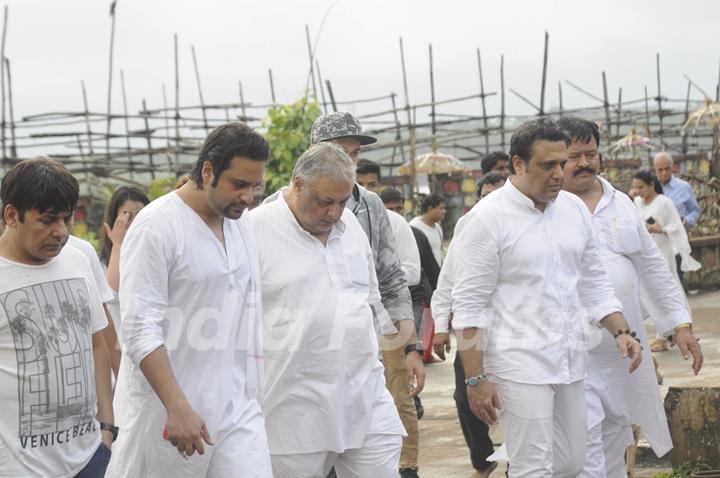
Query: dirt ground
xmin=414 ymin=289 xmax=720 ymax=478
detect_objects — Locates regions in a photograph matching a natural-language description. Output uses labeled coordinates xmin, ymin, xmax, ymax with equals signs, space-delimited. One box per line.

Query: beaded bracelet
xmin=614 ymin=329 xmax=641 ymax=343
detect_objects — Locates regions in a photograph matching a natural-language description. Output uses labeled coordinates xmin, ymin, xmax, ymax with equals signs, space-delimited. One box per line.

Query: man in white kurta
xmin=107 ymin=122 xmax=272 ymax=478
xmin=249 ymin=143 xmax=404 ymax=478
xmin=558 ymin=116 xmax=703 ymax=477
xmin=449 ymin=118 xmax=642 ymax=478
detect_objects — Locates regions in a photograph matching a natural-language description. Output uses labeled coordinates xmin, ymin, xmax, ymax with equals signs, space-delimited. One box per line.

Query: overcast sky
xmin=4 ymin=0 xmax=720 ymax=123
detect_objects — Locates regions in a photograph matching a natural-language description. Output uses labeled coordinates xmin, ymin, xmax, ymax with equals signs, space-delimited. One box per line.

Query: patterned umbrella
xmin=398 ymin=152 xmax=470 ymax=175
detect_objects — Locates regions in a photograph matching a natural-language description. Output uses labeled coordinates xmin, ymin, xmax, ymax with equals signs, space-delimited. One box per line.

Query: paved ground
xmin=414 ymin=289 xmax=720 ymax=478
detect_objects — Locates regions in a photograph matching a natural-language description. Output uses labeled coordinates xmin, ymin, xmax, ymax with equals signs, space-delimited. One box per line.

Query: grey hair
xmin=653 ymin=151 xmax=673 ymax=166
xmin=291 ymin=142 xmax=356 ymax=186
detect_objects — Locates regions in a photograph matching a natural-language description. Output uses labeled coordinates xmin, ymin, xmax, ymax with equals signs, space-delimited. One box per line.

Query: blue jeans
xmin=75 ymin=443 xmax=111 ymax=478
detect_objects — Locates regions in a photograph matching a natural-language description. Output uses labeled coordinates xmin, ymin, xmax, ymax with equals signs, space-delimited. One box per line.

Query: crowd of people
xmin=0 ymin=111 xmax=705 ymax=478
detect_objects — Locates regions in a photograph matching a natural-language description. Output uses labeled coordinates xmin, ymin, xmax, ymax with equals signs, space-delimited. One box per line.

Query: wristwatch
xmin=404 ymin=343 xmax=424 ymax=355
xmin=99 ymin=422 xmax=119 ymax=442
xmin=465 ymin=374 xmax=488 ymax=386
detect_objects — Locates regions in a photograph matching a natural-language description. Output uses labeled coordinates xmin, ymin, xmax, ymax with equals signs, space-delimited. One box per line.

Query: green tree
xmin=262 ymin=98 xmax=322 ymax=195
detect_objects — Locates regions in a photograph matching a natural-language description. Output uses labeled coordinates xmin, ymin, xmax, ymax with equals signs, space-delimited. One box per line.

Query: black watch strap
xmin=99 ymin=421 xmax=119 ymax=442
xmin=404 ymin=343 xmax=423 ymax=355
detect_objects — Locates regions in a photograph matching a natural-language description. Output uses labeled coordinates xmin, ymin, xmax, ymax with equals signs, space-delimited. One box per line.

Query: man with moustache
xmin=558 ymin=116 xmax=702 ymax=477
xmin=448 ymin=117 xmax=642 ymax=477
xmin=249 ymin=143 xmax=405 ymax=478
xmin=107 ymin=123 xmax=272 ymax=477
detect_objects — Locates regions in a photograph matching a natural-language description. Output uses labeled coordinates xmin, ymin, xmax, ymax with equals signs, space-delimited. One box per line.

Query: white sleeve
xmin=450 ymin=213 xmax=499 ymax=331
xmin=431 ymin=256 xmax=453 ymax=333
xmin=389 ymin=212 xmax=421 ymax=286
xmin=119 ymin=221 xmax=171 ymax=366
xmin=71 ymin=237 xmax=115 ymax=303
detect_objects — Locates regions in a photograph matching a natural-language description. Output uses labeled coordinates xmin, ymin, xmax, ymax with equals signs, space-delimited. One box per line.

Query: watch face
xmin=466 ymin=377 xmax=478 ymax=386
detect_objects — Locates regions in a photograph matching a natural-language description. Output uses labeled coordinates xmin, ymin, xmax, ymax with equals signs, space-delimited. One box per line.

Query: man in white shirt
xmin=409 ymin=194 xmax=446 ymax=267
xmin=558 ymin=116 xmax=703 ymax=477
xmin=449 ymin=118 xmax=642 ymax=477
xmin=0 ymin=157 xmax=114 ymax=477
xmin=249 ymin=143 xmax=405 ymax=478
xmin=107 ymin=123 xmax=272 ymax=477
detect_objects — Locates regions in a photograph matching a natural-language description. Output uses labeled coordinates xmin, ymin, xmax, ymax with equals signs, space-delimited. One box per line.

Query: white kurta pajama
xmin=106 ymin=192 xmax=271 ymax=478
xmin=248 ymin=193 xmax=404 ymax=478
xmin=449 ymin=180 xmax=623 ymax=478
xmin=581 ymin=178 xmax=691 ymax=478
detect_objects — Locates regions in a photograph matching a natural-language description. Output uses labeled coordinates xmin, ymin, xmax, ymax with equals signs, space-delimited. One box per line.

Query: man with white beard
xmin=558 ymin=116 xmax=703 ymax=477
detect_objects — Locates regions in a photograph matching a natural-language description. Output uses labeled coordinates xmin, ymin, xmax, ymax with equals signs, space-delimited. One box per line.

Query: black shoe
xmin=414 ymin=396 xmax=424 ymax=420
xmin=400 ymin=469 xmax=420 ymax=478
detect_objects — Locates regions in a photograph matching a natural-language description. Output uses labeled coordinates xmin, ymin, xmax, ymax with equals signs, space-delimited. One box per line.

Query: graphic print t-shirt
xmin=0 ymin=247 xmax=107 ymax=477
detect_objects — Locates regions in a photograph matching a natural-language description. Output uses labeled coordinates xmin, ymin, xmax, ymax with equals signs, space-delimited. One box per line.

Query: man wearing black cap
xmin=310 ymin=112 xmax=425 ymax=478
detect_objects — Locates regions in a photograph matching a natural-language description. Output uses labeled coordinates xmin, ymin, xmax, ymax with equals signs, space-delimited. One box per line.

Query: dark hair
xmin=1 ymin=157 xmax=79 ymax=222
xmin=356 ymin=158 xmax=381 ymax=181
xmin=634 ymin=170 xmax=663 ymax=195
xmin=98 ymin=186 xmax=150 ymax=265
xmin=556 ymin=116 xmax=600 ymax=147
xmin=476 ymin=173 xmax=506 ymax=198
xmin=379 ymin=188 xmax=404 ymax=204
xmin=480 ymin=151 xmax=510 ymax=175
xmin=420 ymin=194 xmax=445 ymax=214
xmin=189 ymin=122 xmax=270 ymax=188
xmin=509 ymin=117 xmax=570 ymax=172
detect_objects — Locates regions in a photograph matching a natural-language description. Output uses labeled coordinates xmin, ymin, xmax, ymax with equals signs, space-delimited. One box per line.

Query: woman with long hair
xmin=632 ymin=169 xmax=700 ymax=351
xmin=97 ymin=186 xmax=150 ymax=375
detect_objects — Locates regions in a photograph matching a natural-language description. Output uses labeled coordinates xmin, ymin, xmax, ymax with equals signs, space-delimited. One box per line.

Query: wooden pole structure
xmin=162 ymin=82 xmax=173 ymax=169
xmin=644 ymin=85 xmax=652 ymax=164
xmin=615 ymin=88 xmax=622 ymax=138
xmin=106 ymin=1 xmax=118 ymax=159
xmin=238 ymin=81 xmax=247 ymax=121
xmin=190 ymin=45 xmax=208 ymax=131
xmin=141 ymin=98 xmax=156 ymax=179
xmin=305 ymin=24 xmax=317 ymax=100
xmin=5 ymin=57 xmax=16 ymax=158
xmin=539 ymin=31 xmax=549 ymax=116
xmin=81 ymin=80 xmax=95 ymax=157
xmin=428 ymin=44 xmax=437 ymax=145
xmin=602 ymin=71 xmax=612 ymax=145
xmin=120 ymin=70 xmax=134 ymax=179
xmin=476 ymin=48 xmax=489 ymax=153
xmin=558 ymin=81 xmax=563 ymax=115
xmin=268 ymin=68 xmax=276 ymax=103
xmin=174 ymin=33 xmax=180 ymax=166
xmin=315 ymin=59 xmax=328 ymax=113
xmin=682 ymin=80 xmax=691 ymax=154
xmin=399 ymin=37 xmax=417 ymax=201
xmin=500 ymin=54 xmax=506 ymax=152
xmin=0 ymin=5 xmax=8 ymax=164
xmin=325 ymin=79 xmax=337 ymax=112
xmin=390 ymin=92 xmax=406 ymax=173
xmin=656 ymin=53 xmax=664 ymax=147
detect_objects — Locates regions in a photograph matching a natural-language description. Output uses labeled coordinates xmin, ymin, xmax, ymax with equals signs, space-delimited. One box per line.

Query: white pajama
xmin=582 ymin=415 xmax=633 ymax=478
xmin=495 ymin=378 xmax=587 ymax=478
xmin=271 ymin=433 xmax=402 ymax=478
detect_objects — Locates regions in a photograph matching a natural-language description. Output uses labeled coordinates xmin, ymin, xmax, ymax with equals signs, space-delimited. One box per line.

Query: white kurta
xmin=430 ymin=214 xmax=468 ymax=333
xmin=409 ymin=217 xmax=444 ymax=267
xmin=248 ymin=193 xmax=404 ymax=455
xmin=386 ymin=210 xmax=421 ymax=287
xmin=107 ymin=192 xmax=268 ymax=477
xmin=587 ymin=178 xmax=691 ymax=458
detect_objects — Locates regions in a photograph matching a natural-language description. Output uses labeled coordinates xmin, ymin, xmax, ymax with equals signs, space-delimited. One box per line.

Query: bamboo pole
xmin=81 ymin=80 xmax=95 ymax=156
xmin=315 ymin=60 xmax=328 ymax=113
xmin=390 ymin=92 xmax=406 ymax=166
xmin=174 ymin=33 xmax=180 ymax=166
xmin=106 ymin=1 xmax=117 ymax=158
xmin=428 ymin=44 xmax=437 ymax=142
xmin=539 ymin=31 xmax=549 ymax=115
xmin=558 ymin=81 xmax=563 ymax=115
xmin=325 ymin=79 xmax=337 ymax=112
xmin=682 ymin=80 xmax=691 ymax=154
xmin=162 ymin=82 xmax=171 ymax=165
xmin=268 ymin=68 xmax=276 ymax=103
xmin=190 ymin=45 xmax=208 ymax=131
xmin=476 ymin=48 xmax=489 ymax=153
xmin=399 ymin=37 xmax=417 ymax=201
xmin=120 ymin=70 xmax=133 ymax=180
xmin=0 ymin=5 xmax=8 ymax=163
xmin=500 ymin=54 xmax=506 ymax=152
xmin=644 ymin=85 xmax=652 ymax=164
xmin=656 ymin=53 xmax=664 ymax=147
xmin=305 ymin=25 xmax=317 ymax=100
xmin=602 ymin=71 xmax=612 ymax=145
xmin=509 ymin=88 xmax=541 ymax=112
xmin=564 ymin=80 xmax=604 ymax=103
xmin=141 ymin=98 xmax=156 ymax=179
xmin=238 ymin=81 xmax=247 ymax=121
xmin=5 ymin=57 xmax=16 ymax=158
